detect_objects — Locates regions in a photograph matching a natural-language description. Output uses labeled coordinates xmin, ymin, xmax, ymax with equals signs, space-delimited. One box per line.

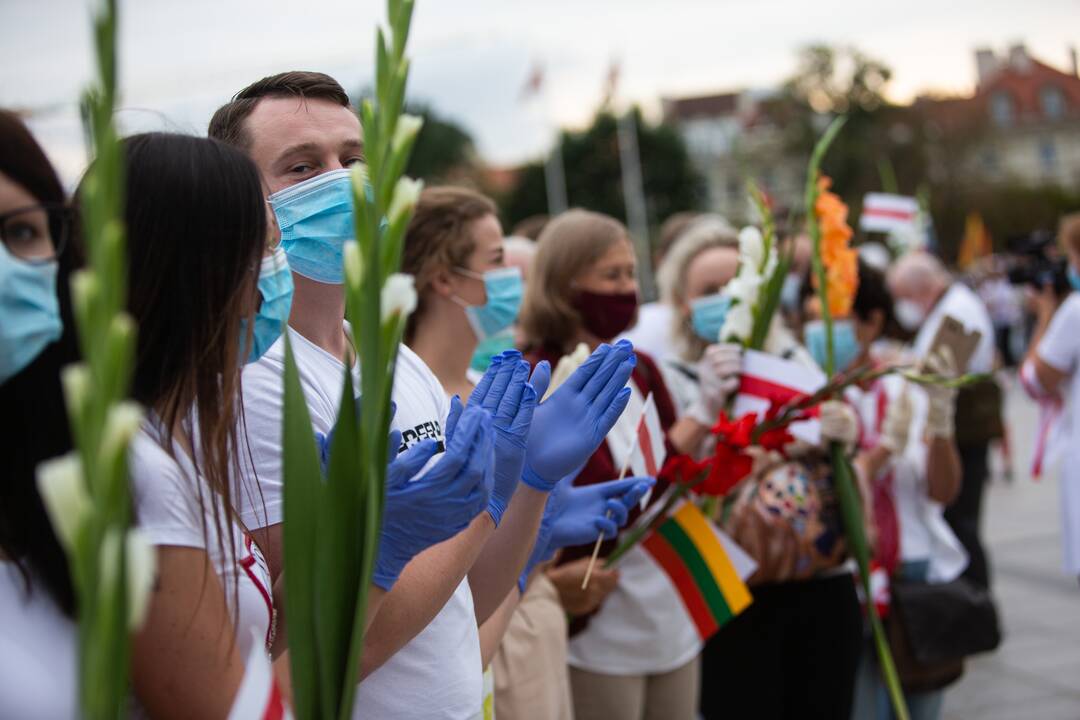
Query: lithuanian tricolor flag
xmin=642 ymin=501 xmax=753 ymax=640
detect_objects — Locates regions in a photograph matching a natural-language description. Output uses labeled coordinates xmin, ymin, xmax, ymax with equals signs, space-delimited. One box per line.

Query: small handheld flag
xmin=641 ymin=501 xmax=754 ymax=640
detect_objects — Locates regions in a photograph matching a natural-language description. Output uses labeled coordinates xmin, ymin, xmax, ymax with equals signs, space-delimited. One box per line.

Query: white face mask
xmin=894 ymin=299 xmax=926 ymax=331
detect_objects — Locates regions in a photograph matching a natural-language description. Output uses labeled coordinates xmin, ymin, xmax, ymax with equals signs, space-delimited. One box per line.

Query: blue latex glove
xmin=461 ymin=350 xmax=538 ymax=526
xmin=372 ymin=404 xmax=494 ymax=590
xmin=521 ymin=340 xmax=636 ymax=491
xmin=518 ymin=474 xmax=654 ymax=592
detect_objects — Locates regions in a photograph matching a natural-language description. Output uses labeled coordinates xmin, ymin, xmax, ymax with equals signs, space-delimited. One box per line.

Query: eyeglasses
xmin=0 ymin=203 xmax=72 ymax=262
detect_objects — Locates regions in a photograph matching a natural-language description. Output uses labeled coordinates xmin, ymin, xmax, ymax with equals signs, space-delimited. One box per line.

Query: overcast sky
xmin=2 ymin=0 xmax=1077 ymax=183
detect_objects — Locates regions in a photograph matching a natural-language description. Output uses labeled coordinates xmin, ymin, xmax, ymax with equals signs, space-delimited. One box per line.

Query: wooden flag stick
xmin=581 ymin=435 xmax=638 ymax=590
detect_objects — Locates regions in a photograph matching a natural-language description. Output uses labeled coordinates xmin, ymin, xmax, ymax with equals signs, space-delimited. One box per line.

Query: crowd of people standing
xmin=2 ymin=69 xmax=1076 ymax=720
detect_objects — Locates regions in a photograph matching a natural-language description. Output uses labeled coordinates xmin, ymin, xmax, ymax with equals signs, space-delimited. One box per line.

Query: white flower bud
xmin=99 ymin=528 xmax=121 ymax=597
xmin=101 ymin=401 xmax=144 ymax=461
xmin=61 ymin=363 xmax=91 ymax=419
xmin=36 ymin=452 xmax=90 ymax=552
xmin=391 ymin=114 xmax=423 ymax=154
xmin=126 ymin=529 xmax=156 ymax=629
xmin=381 ymin=273 xmax=417 ymax=322
xmin=343 ymin=240 xmax=364 ymax=288
xmin=350 ymin=162 xmax=370 ymax=191
xmin=388 ymin=177 xmax=423 ymax=226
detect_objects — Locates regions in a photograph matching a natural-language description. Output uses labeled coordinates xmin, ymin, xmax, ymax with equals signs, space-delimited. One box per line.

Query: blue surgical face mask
xmin=1069 ymin=265 xmax=1080 ymax=293
xmin=241 ymin=247 xmax=294 ymax=364
xmin=452 ymin=266 xmax=524 ymax=340
xmin=689 ymin=292 xmax=732 ymax=343
xmin=0 ymin=242 xmax=62 ymax=384
xmin=780 ymin=273 xmax=802 ymax=312
xmin=804 ymin=319 xmax=861 ymax=373
xmin=269 ymin=169 xmax=355 ymax=284
xmin=470 ymin=329 xmax=517 ymax=372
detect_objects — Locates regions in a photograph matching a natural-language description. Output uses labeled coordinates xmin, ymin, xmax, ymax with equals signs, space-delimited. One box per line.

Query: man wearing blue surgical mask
xmin=212 ymin=73 xmax=512 ymax=716
xmin=211 ymin=73 xmax=642 ymax=720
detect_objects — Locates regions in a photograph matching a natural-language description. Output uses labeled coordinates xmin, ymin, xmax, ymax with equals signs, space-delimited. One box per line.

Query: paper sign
xmin=928 ymin=315 xmax=981 ymax=373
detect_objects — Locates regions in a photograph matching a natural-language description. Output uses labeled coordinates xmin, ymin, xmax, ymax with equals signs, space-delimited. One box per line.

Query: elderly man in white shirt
xmin=888 ymin=252 xmax=999 ymax=589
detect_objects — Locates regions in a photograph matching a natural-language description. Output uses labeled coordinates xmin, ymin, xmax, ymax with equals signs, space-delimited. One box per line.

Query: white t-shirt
xmin=1037 ymin=293 xmax=1080 ymax=575
xmin=620 ymin=302 xmax=676 ymax=363
xmin=238 ymin=325 xmax=483 ymax=719
xmin=913 ymin=283 xmax=996 ymax=374
xmin=847 ymin=376 xmax=967 ymax=583
xmin=130 ymin=425 xmax=275 ymax=663
xmin=0 ymin=562 xmax=78 ymax=719
xmin=566 ymin=376 xmax=703 ymax=676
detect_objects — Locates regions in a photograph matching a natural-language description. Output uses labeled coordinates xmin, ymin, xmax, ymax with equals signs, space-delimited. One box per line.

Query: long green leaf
xmin=282 ymin=336 xmax=324 ymax=719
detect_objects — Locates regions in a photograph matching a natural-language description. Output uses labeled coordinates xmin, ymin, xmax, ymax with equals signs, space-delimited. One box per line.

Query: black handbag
xmin=887 ymin=577 xmax=1002 ymax=693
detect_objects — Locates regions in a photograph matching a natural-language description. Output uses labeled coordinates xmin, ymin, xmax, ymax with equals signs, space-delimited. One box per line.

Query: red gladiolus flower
xmin=700 ymin=444 xmax=754 ymax=496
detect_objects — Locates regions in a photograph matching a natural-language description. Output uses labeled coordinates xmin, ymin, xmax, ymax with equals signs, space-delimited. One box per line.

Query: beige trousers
xmin=569 ymin=654 xmax=700 ymax=720
xmin=492 ymin=574 xmax=574 ymax=720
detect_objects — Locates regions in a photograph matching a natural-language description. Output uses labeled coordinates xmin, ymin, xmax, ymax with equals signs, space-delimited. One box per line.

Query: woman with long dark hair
xmin=0 ymin=109 xmax=82 ymax=718
xmin=112 ymin=132 xmax=285 ymax=717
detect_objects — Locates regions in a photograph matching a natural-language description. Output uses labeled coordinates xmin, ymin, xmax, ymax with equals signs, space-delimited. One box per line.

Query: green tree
xmin=404 ymin=103 xmax=477 ymax=182
xmin=768 ymin=44 xmax=930 ymax=223
xmin=355 ymin=91 xmax=477 ymax=183
xmin=500 ymin=108 xmax=705 ymax=248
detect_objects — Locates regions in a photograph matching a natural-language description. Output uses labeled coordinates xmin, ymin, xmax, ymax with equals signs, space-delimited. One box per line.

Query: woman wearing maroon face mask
xmin=521 ymin=209 xmax=706 ymax=720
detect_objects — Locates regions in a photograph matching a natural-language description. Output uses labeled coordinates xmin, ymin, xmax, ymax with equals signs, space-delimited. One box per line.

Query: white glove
xmin=923 ymin=347 xmax=958 ymax=439
xmin=879 ymin=385 xmax=913 ymax=454
xmin=820 ymin=400 xmax=858 ymax=449
xmin=687 ymin=343 xmax=742 ymax=426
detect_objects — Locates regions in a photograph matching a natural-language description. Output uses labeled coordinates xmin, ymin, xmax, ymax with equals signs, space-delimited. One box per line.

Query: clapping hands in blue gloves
xmin=460 ymin=350 xmax=538 ymax=526
xmin=372 ymin=403 xmax=494 ymax=590
xmin=519 ymin=473 xmax=655 ymax=591
xmin=522 ymin=340 xmax=637 ymax=492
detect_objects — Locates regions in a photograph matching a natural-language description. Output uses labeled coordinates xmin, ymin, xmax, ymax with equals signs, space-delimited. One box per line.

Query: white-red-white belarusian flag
xmin=228 ymin=630 xmax=291 ymax=720
xmin=628 ymin=392 xmax=666 ymax=507
xmin=859 ymin=193 xmax=919 ymax=234
xmin=733 ymin=349 xmax=826 ymax=445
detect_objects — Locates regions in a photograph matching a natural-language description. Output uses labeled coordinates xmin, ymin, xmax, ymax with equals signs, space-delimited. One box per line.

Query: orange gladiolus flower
xmin=813 ymin=175 xmax=858 ymax=317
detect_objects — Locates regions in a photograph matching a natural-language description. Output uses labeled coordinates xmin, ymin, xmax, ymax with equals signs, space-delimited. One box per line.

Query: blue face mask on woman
xmin=0 ymin=243 xmax=61 ymax=383
xmin=269 ymin=169 xmax=355 ymax=284
xmin=804 ymin=318 xmax=860 ymax=373
xmin=1069 ymin=265 xmax=1080 ymax=293
xmin=689 ymin=292 xmax=733 ymax=343
xmin=452 ymin=266 xmax=524 ymax=340
xmin=241 ymin=247 xmax=294 ymax=363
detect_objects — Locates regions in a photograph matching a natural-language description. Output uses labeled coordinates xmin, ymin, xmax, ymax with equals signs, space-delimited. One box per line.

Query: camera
xmin=1005 ymin=230 xmax=1070 ymax=296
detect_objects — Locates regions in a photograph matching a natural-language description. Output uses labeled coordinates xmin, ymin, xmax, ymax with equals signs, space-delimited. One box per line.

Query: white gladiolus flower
xmin=391 ymin=114 xmax=423 ymax=154
xmin=381 ymin=273 xmax=417 ymax=322
xmin=101 ymin=401 xmax=144 ymax=460
xmin=388 ymin=177 xmax=423 ymax=226
xmin=36 ymin=453 xmax=90 ymax=551
xmin=343 ymin=241 xmax=364 ymax=287
xmin=721 ymin=300 xmax=754 ymax=342
xmin=725 ymin=272 xmax=763 ymax=307
xmin=738 ymin=226 xmax=765 ymax=271
xmin=126 ymin=529 xmax=156 ymax=629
